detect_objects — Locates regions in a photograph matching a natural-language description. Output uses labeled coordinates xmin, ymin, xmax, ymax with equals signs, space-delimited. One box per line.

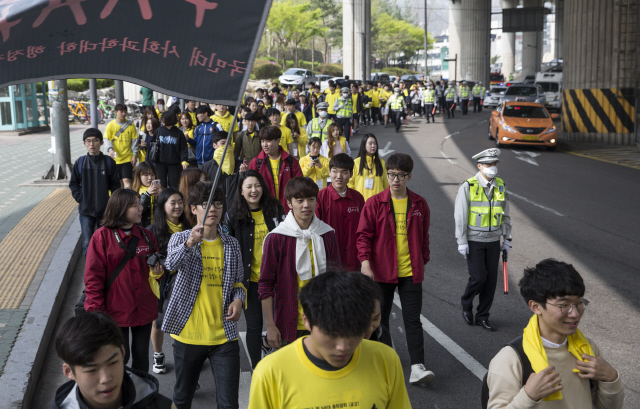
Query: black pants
xmin=335 ymin=117 xmax=351 ymax=141
xmin=438 ymin=96 xmax=446 ymax=113
xmin=473 ymin=97 xmax=481 ymax=112
xmin=424 ymin=104 xmax=435 ymax=122
xmin=461 ymin=240 xmax=501 ymax=321
xmin=391 ymin=110 xmax=403 ymax=131
xmin=445 ymin=101 xmax=455 ymax=118
xmin=379 ymin=277 xmax=424 ymax=365
xmin=156 ymin=162 xmax=183 ymax=188
xmin=461 ymin=99 xmax=469 ymax=115
xmin=370 ymin=107 xmax=380 ymax=124
xmin=173 ymin=340 xmax=240 ymax=409
xmin=244 ymin=281 xmax=263 ymax=369
xmin=412 ymin=103 xmax=422 ymax=116
xmin=120 ymin=322 xmax=152 ymax=373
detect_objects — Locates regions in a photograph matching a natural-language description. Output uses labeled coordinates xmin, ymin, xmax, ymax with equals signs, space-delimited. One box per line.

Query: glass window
xmin=0 ymin=87 xmax=9 ymax=98
xmin=13 ymin=85 xmax=21 ymax=97
xmin=0 ymin=102 xmax=12 ymax=125
xmin=284 ymin=69 xmax=306 ymax=76
xmin=505 ymin=87 xmax=538 ymax=97
xmin=503 ymin=105 xmax=549 ymax=118
xmin=25 ymin=84 xmax=33 ymax=96
xmin=537 ymin=82 xmax=559 ymax=92
xmin=15 ymin=101 xmax=24 ymax=123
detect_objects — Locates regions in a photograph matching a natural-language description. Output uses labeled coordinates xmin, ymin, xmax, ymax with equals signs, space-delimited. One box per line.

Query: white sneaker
xmin=410 ymin=364 xmax=435 ymax=384
xmin=153 ymin=352 xmax=167 ymax=374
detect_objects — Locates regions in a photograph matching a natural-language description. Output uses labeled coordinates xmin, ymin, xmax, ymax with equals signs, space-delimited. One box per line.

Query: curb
xmin=0 ymin=214 xmax=81 ymax=409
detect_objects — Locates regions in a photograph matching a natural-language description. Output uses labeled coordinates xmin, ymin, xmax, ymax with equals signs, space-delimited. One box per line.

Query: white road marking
xmin=512 ymin=150 xmax=540 ymax=166
xmin=440 ymin=132 xmax=460 ymax=164
xmin=378 ymin=141 xmax=395 ymax=158
xmin=393 ymin=294 xmax=487 ymax=380
xmin=509 ymin=191 xmax=564 ymax=216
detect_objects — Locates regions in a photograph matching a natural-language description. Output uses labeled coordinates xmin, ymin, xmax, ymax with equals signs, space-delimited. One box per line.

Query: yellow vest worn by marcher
xmin=467 ymin=176 xmax=506 ymax=231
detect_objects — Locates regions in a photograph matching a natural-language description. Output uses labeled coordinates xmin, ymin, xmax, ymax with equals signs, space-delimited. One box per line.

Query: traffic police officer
xmin=422 ymin=83 xmax=437 ymax=123
xmin=305 ymin=102 xmax=333 ymax=142
xmin=454 ymin=148 xmax=512 ymax=331
xmin=472 ymin=82 xmax=483 ymax=113
xmin=333 ymin=86 xmax=353 ymax=141
xmin=387 ymin=87 xmax=406 ymax=133
xmin=444 ymin=83 xmax=456 ymax=119
xmin=460 ymin=81 xmax=470 ymax=115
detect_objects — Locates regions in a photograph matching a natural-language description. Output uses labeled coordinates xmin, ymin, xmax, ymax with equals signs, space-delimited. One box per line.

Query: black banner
xmin=0 ymin=0 xmax=271 ymax=105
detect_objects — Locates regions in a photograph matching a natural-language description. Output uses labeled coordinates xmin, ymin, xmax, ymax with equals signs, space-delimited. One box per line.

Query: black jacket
xmin=153 ymin=126 xmax=188 ymax=165
xmin=302 ymin=103 xmax=317 ymax=123
xmin=52 ymin=367 xmax=175 ymax=409
xmin=69 ymin=153 xmax=120 ymax=218
xmin=140 ymin=192 xmax=154 ymax=228
xmin=226 ymin=204 xmax=286 ymax=286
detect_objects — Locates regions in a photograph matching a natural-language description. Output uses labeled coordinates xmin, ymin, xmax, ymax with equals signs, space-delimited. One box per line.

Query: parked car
xmin=523 ymin=75 xmax=536 ymax=84
xmin=316 ymin=74 xmax=331 ymax=86
xmin=500 ymin=84 xmax=546 ymax=105
xmin=278 ymin=68 xmax=317 ymax=90
xmin=371 ymin=72 xmax=390 ymax=83
xmin=320 ymin=76 xmax=343 ymax=92
xmin=535 ymin=71 xmax=562 ymax=112
xmin=489 ymin=101 xmax=559 ymax=151
xmin=484 ymin=87 xmax=507 ymax=108
xmin=400 ymin=74 xmax=420 ymax=82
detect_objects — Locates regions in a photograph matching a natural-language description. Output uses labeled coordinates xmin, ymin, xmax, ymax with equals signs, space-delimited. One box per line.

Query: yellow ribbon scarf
xmin=522 ymin=314 xmax=594 ymax=401
xmin=214 ymin=145 xmax=235 ymax=175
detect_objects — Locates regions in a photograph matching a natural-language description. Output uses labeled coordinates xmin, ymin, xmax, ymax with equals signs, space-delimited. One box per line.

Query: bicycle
xmin=98 ymin=98 xmax=115 ymax=122
xmin=68 ymin=98 xmax=103 ymax=124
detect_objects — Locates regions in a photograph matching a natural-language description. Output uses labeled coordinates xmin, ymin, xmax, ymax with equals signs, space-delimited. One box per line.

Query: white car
xmin=278 ymin=68 xmax=317 ymax=90
xmin=484 ymin=87 xmax=507 ymax=107
xmin=320 ymin=76 xmax=343 ymax=92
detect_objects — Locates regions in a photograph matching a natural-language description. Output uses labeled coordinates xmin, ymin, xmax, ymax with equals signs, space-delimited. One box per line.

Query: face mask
xmin=319 ymin=111 xmax=328 ymax=118
xmin=342 ymin=93 xmax=349 ymax=98
xmin=481 ymin=166 xmax=498 ymax=178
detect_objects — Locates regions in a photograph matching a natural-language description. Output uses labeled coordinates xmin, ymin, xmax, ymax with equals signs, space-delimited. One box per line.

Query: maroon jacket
xmin=258 ymin=231 xmax=341 ymax=342
xmin=84 ymin=225 xmax=161 ymax=327
xmin=248 ymin=147 xmax=303 ymax=214
xmin=356 ymin=188 xmax=430 ymax=284
xmin=316 ymin=185 xmax=365 ymax=271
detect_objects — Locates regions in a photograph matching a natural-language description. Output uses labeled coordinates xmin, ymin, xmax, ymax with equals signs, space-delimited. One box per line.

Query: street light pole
xmin=424 ymin=0 xmax=429 ymax=78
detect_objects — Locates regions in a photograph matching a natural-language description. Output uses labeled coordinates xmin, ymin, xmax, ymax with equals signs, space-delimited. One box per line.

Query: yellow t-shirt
xmin=392 ymin=197 xmax=412 ymax=277
xmin=250 ymin=210 xmax=269 ymax=283
xmin=299 ymin=154 xmax=330 ymax=188
xmin=248 ymin=338 xmax=412 ymax=409
xmin=325 ymin=90 xmax=340 ymax=114
xmin=104 ymin=120 xmax=138 ymax=164
xmin=171 ymin=237 xmax=230 ymax=345
xmin=289 ymin=127 xmax=308 ymax=159
xmin=138 ymin=185 xmax=154 ymax=224
xmin=370 ymin=89 xmax=380 ymax=107
xmin=296 ymin=242 xmax=315 ymax=330
xmin=351 ymin=93 xmax=358 ymax=112
xmin=348 ymin=156 xmax=389 ymax=202
xmin=278 ymin=126 xmax=294 ymax=153
xmin=280 ymin=110 xmax=307 ymax=128
xmin=269 ymin=158 xmax=280 ymax=199
xmin=210 ymin=111 xmax=239 ymax=133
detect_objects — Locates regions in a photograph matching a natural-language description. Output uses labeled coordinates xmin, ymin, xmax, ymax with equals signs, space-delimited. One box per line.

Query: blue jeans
xmin=79 ymin=214 xmax=101 ymax=256
xmin=172 ymin=339 xmax=240 ymax=409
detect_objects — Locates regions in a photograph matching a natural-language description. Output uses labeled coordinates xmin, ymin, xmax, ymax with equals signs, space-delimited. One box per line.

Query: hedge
xmin=66 ymin=78 xmax=114 ymax=92
xmin=252 ymin=58 xmax=283 ymax=80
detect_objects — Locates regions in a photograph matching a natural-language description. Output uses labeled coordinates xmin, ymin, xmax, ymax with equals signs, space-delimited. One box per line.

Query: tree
xmin=310 ymin=0 xmax=341 ymax=63
xmin=372 ymin=12 xmax=429 ymax=68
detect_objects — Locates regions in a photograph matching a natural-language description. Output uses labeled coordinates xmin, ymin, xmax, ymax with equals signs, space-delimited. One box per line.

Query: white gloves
xmin=458 ymin=244 xmax=469 ymax=259
xmin=501 ymin=239 xmax=511 ymax=254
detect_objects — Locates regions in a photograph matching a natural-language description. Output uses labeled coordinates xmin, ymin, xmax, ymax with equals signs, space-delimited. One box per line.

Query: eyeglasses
xmin=200 ymin=201 xmax=224 ymax=209
xmin=387 ymin=172 xmax=409 ymax=181
xmin=547 ymin=299 xmax=589 ymax=315
xmin=84 ymin=139 xmax=101 ymax=145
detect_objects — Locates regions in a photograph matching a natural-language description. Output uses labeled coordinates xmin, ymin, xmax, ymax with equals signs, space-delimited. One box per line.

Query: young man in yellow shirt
xmin=266 ymin=108 xmax=295 ymax=154
xmin=211 ymin=104 xmax=239 ymax=133
xmin=249 ymin=271 xmax=411 ymax=409
xmin=104 ymin=104 xmax=138 ymax=189
xmin=162 ymin=182 xmax=246 ymax=409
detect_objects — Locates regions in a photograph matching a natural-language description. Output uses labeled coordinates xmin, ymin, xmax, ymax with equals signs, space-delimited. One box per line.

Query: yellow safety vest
xmin=423 ymin=90 xmax=435 ymax=103
xmin=337 ymin=97 xmax=353 ymax=117
xmin=388 ymin=95 xmax=403 ymax=110
xmin=467 ymin=176 xmax=507 ymax=231
xmin=473 ymin=86 xmax=482 ymax=95
xmin=460 ymin=87 xmax=470 ymax=99
xmin=310 ymin=118 xmax=333 ymax=142
xmin=481 ymin=86 xmax=486 ymax=95
xmin=445 ymin=88 xmax=455 ymax=100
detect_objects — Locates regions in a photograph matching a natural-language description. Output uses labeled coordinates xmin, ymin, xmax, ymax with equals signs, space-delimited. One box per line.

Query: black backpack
xmin=481 ymin=336 xmax=595 ymax=409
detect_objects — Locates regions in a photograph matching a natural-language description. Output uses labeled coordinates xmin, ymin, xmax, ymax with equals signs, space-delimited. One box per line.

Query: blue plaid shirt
xmin=161 ymin=228 xmax=246 ymax=342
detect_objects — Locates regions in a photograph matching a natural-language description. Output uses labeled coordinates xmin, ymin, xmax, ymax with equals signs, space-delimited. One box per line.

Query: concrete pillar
xmin=500 ymin=0 xmax=517 ymax=79
xmin=521 ymin=0 xmax=543 ymax=77
xmin=114 ymin=80 xmax=124 ymax=105
xmin=555 ymin=0 xmax=564 ymax=60
xmin=89 ymin=79 xmax=98 ymax=129
xmin=43 ymin=80 xmax=72 ymax=180
xmin=562 ymin=0 xmax=639 ymax=145
xmin=342 ymin=0 xmax=371 ymax=81
xmin=449 ymin=0 xmax=491 ymax=83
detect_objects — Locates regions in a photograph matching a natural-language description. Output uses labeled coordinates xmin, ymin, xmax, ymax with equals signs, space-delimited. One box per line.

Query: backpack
xmin=77 ymin=154 xmax=113 ymax=174
xmin=481 ymin=336 xmax=595 ymax=409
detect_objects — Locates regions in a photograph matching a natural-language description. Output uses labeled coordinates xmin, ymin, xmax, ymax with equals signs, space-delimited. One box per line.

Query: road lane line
xmin=508 ymin=192 xmax=564 ymax=216
xmin=393 ymin=294 xmax=486 ymax=380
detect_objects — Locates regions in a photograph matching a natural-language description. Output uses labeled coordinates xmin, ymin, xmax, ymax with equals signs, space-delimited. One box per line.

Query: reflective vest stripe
xmin=389 ymin=96 xmax=403 ymax=110
xmin=311 ymin=118 xmax=333 ymax=140
xmin=461 ymin=88 xmax=470 ymax=98
xmin=337 ymin=98 xmax=353 ymax=117
xmin=445 ymin=89 xmax=455 ymax=99
xmin=423 ymin=90 xmax=435 ymax=103
xmin=467 ymin=176 xmax=506 ymax=231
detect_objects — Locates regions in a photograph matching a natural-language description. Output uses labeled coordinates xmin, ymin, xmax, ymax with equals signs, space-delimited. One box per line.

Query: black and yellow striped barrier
xmin=562 ymin=88 xmax=636 ymax=144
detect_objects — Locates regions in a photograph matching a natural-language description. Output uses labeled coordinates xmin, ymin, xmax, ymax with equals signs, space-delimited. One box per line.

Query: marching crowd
xmin=58 ymin=82 xmax=625 ymax=409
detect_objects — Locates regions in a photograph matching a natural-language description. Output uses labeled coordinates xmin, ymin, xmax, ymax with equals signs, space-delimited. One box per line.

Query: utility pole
xmin=424 ymin=0 xmax=429 ymax=78
xmin=89 ymin=78 xmax=98 ymax=129
xmin=115 ymin=80 xmax=124 ymax=104
xmin=43 ymin=79 xmax=72 ymax=180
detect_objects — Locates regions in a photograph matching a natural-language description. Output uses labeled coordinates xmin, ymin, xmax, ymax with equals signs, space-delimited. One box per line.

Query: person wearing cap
xmin=444 ymin=83 xmax=457 ymax=119
xmin=460 ymin=81 xmax=470 ymax=115
xmin=233 ymin=112 xmax=261 ymax=163
xmin=333 ymin=86 xmax=354 ymax=141
xmin=454 ymin=148 xmax=512 ymax=331
xmin=280 ymin=98 xmax=307 ymax=128
xmin=387 ymin=87 xmax=406 ymax=133
xmin=422 ymin=83 xmax=437 ymax=123
xmin=306 ymin=102 xmax=334 ymax=142
xmin=472 ymin=81 xmax=484 ymax=113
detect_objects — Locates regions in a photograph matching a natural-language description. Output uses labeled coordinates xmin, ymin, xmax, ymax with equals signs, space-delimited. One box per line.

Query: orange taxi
xmin=489 ymin=101 xmax=559 ymax=151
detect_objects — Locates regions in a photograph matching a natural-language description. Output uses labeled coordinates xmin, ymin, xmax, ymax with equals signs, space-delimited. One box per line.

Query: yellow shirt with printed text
xmin=250 ymin=210 xmax=269 ymax=282
xmin=278 ymin=126 xmax=294 ymax=153
xmin=269 ymin=158 xmax=280 ymax=199
xmin=392 ymin=197 xmax=412 ymax=277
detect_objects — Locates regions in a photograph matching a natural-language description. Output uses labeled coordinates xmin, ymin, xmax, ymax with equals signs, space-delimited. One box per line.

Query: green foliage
xmin=372 ymin=12 xmax=430 ymax=68
xmin=315 ymin=63 xmax=343 ymax=77
xmin=386 ymin=67 xmax=421 ymax=76
xmin=65 ymin=78 xmax=114 ymax=92
xmin=491 ymin=55 xmax=501 ymax=65
xmin=252 ymin=58 xmax=284 ymax=80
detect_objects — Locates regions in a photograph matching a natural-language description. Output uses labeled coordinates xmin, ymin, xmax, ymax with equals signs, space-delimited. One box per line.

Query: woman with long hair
xmin=348 ymin=133 xmax=389 ymax=201
xmin=137 ymin=109 xmax=159 ymax=163
xmin=178 ymin=167 xmax=207 ymax=226
xmin=133 ymin=161 xmax=162 ymax=226
xmin=285 ymin=113 xmax=308 ymax=159
xmin=304 ymin=93 xmax=319 ymax=123
xmin=148 ymin=188 xmax=191 ymax=374
xmin=84 ymin=188 xmax=162 ymax=373
xmin=320 ymin=122 xmax=351 ymax=159
xmin=152 ymin=111 xmax=189 ymax=189
xmin=274 ymin=93 xmax=286 ymax=112
xmin=226 ymin=170 xmax=285 ymax=369
xmin=179 ymin=112 xmax=198 ymax=168
xmin=249 ymin=100 xmax=268 ymax=129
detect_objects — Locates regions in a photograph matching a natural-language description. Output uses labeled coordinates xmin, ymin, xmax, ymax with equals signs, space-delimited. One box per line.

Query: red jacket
xmin=84 ymin=225 xmax=161 ymax=327
xmin=356 ymin=188 xmax=430 ymax=284
xmin=316 ymin=185 xmax=365 ymax=271
xmin=248 ymin=147 xmax=302 ymax=214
